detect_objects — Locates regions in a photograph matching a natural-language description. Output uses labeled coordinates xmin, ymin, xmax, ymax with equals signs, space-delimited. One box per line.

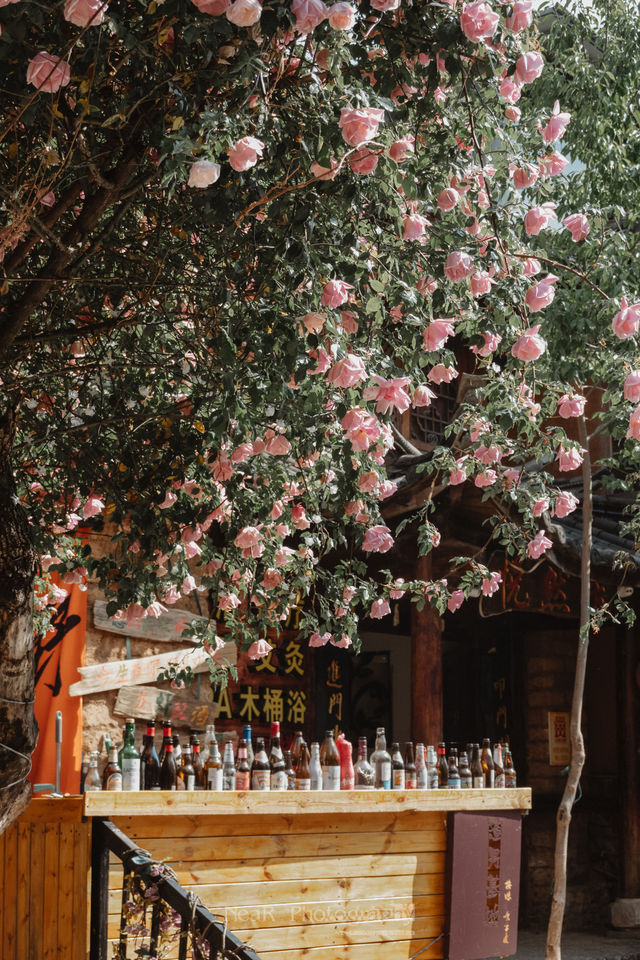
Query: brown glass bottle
xmin=158 ymin=721 xmax=172 ymax=768
xmin=103 ymin=746 xmax=122 ymax=791
xmin=251 ymin=737 xmax=270 ymax=790
xmin=205 ymin=739 xmax=222 ymax=790
xmin=290 ymin=731 xmax=304 ymax=770
xmin=481 ymin=738 xmax=495 ymax=788
xmin=447 ymin=751 xmax=461 ymax=788
xmin=177 ymin=744 xmax=196 ymax=791
xmin=140 ymin=719 xmax=160 ymax=791
xmin=471 ymin=743 xmax=484 ymax=788
xmin=159 ymin=740 xmax=177 ymax=790
xmin=391 ymin=742 xmax=405 ymax=790
xmin=235 ymin=738 xmax=251 ymax=791
xmin=270 ymin=732 xmax=287 ymax=791
xmin=493 ymin=743 xmax=506 ymax=788
xmin=504 ymin=747 xmax=517 ymax=788
xmin=295 ymin=742 xmax=311 ymax=790
xmin=459 ymin=751 xmax=472 ymax=789
xmin=320 ymin=731 xmax=341 ymax=790
xmin=404 ymin=743 xmax=417 ymax=789
xmin=437 ymin=742 xmax=449 ymax=788
xmin=190 ymin=733 xmax=205 ymax=789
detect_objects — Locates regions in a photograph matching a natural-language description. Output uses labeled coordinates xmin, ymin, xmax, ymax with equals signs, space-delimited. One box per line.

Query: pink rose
xmin=63 ymin=0 xmax=108 ymax=27
xmin=444 ymin=250 xmax=474 ymax=282
xmin=228 ymin=136 xmax=265 ymax=171
xmin=321 ymin=278 xmax=353 ymax=307
xmin=505 ymin=0 xmax=533 ymax=32
xmin=339 ymin=107 xmax=385 ymax=146
xmin=309 ymin=632 xmax=332 ymax=647
xmin=460 ymin=1 xmax=499 ymax=43
xmin=437 ymin=187 xmax=460 ymax=212
xmin=191 ymin=0 xmax=230 ymax=12
xmin=475 ymin=470 xmax=497 ymax=488
xmin=523 ymin=257 xmax=541 ymax=277
xmin=362 ymin=524 xmax=394 ymax=552
xmin=298 ymin=311 xmax=326 ymax=335
xmin=627 ymin=405 xmax=640 ymax=441
xmin=389 ymin=135 xmax=415 ymax=162
xmin=556 ymin=446 xmax=584 ymax=472
xmin=511 ymin=324 xmax=546 ymax=361
xmin=413 ymin=384 xmax=436 ymax=407
xmin=474 ymin=443 xmax=502 ymax=465
xmin=449 ymin=459 xmax=468 ymax=486
xmin=624 ymin=370 xmax=640 ymax=402
xmin=423 ymin=318 xmax=456 ymax=351
xmin=389 ymin=580 xmax=406 ymax=599
xmin=527 ymin=530 xmax=552 ymax=559
xmin=470 ymin=270 xmax=494 ymax=298
xmin=532 ymin=496 xmax=549 ymax=517
xmin=83 ymin=495 xmax=105 ymax=519
xmin=331 ymin=634 xmax=352 ymax=648
xmin=364 ymin=375 xmax=412 ymax=414
xmin=370 ymin=598 xmax=391 ymax=619
xmin=499 ymin=76 xmax=522 ymax=104
xmin=552 ymin=491 xmax=579 ymax=518
xmin=515 ymin=51 xmax=544 ymax=85
xmin=248 ymin=638 xmax=273 ymax=660
xmin=562 ymin=213 xmax=589 ymax=242
xmin=505 ymin=105 xmax=521 ymax=123
xmin=39 ymin=190 xmax=56 ymax=206
xmin=427 ymin=363 xmax=458 ymax=384
xmin=557 ymin=393 xmax=586 ymax=418
xmin=524 ymin=203 xmax=556 ymax=236
xmin=328 ymin=354 xmax=367 ymax=389
xmin=481 ymin=572 xmax=502 ymax=597
xmin=328 ymin=2 xmax=356 ymax=29
xmin=349 ymin=147 xmax=379 ymax=175
xmin=311 ymin=158 xmax=339 ymax=181
xmin=612 ymin=297 xmax=640 ymax=339
xmin=447 ymin=589 xmax=465 ymax=612
xmin=218 ymin=593 xmax=241 ymax=611
xmin=234 ymin=525 xmax=263 ymax=549
xmin=291 ymin=0 xmax=328 ymax=32
xmin=226 ymin=0 xmax=262 ymax=25
xmin=541 ymin=101 xmax=571 ymax=142
xmin=370 ymin=0 xmax=400 ymax=8
xmin=511 ymin=163 xmax=538 ymax=189
xmin=188 ymin=160 xmax=221 ymax=187
xmin=539 ymin=152 xmax=569 ymax=177
xmin=402 ymin=213 xmax=429 ymax=241
xmin=265 ymin=433 xmax=291 ymax=455
xmin=341 ymin=407 xmax=381 ymax=450
xmin=525 ymin=274 xmax=559 ymax=313
xmin=291 ymin=504 xmax=311 ymax=529
xmin=27 ymin=52 xmax=71 ymax=93
xmin=471 ymin=331 xmax=501 ymax=355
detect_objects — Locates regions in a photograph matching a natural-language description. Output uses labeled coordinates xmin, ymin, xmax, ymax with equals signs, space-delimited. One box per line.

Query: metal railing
xmin=89 ymin=817 xmax=264 ymax=960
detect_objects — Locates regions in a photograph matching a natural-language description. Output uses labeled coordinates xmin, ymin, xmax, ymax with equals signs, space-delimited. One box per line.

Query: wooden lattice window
xmin=409 ymin=379 xmax=458 ymax=448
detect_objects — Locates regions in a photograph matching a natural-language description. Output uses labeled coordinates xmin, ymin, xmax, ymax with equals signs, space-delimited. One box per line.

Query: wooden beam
xmin=620 ymin=626 xmax=640 ymax=897
xmin=411 ymin=554 xmax=443 ymax=746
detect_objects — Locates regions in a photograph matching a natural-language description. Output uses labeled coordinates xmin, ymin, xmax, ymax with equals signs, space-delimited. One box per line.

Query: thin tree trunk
xmin=545 ymin=414 xmax=592 ymax=960
xmin=0 ymin=407 xmax=38 ymax=834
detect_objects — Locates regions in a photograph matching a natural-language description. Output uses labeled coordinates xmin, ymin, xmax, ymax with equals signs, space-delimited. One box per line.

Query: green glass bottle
xmin=121 ymin=718 xmax=141 ymax=791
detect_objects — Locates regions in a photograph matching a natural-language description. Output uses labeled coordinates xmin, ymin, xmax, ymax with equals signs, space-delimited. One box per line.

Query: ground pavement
xmin=486 ymin=930 xmax=640 ymax=960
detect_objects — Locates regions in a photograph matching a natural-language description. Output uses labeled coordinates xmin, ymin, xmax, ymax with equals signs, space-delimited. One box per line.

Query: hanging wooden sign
xmin=68 ymin=642 xmax=236 ymax=697
xmin=113 ymin=684 xmax=218 ymax=727
xmin=93 ymin=599 xmax=211 ymax=644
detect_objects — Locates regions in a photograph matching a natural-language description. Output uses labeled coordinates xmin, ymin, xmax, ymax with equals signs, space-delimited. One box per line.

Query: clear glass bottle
xmin=103 ymin=745 xmax=122 ymax=791
xmin=235 ymin=738 xmax=251 ymax=791
xmin=290 ymin=731 xmax=304 ymax=770
xmin=471 ymin=743 xmax=484 ymax=788
xmin=284 ymin=750 xmax=295 ymax=790
xmin=251 ymin=737 xmax=270 ymax=791
xmin=172 ymin=735 xmax=182 ymax=767
xmin=309 ymin=742 xmax=322 ymax=790
xmin=269 ymin=731 xmax=287 ymax=791
xmin=481 ymin=738 xmax=495 ymax=788
xmin=320 ymin=731 xmax=341 ymax=790
xmin=427 ymin=746 xmax=439 ymax=790
xmin=415 ymin=743 xmax=429 ymax=790
xmin=222 ymin=741 xmax=236 ymax=790
xmin=242 ymin=724 xmax=254 ymax=770
xmin=121 ymin=718 xmax=141 ymax=791
xmin=84 ymin=751 xmax=102 ymax=792
xmin=404 ymin=743 xmax=417 ymax=790
xmin=493 ymin=743 xmax=506 ymax=788
xmin=201 ymin=723 xmax=215 ymax=767
xmin=459 ymin=751 xmax=472 ymax=789
xmin=336 ymin=734 xmax=354 ymax=790
xmin=391 ymin=742 xmax=405 ymax=790
xmin=178 ymin=744 xmax=196 ymax=791
xmin=370 ymin=728 xmax=392 ymax=789
xmin=504 ymin=747 xmax=517 ymax=788
xmin=354 ymin=737 xmax=374 ymax=790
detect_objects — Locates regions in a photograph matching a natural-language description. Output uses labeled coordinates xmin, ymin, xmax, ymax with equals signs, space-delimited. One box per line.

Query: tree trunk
xmin=545 ymin=414 xmax=592 ymax=960
xmin=0 ymin=407 xmax=38 ymax=835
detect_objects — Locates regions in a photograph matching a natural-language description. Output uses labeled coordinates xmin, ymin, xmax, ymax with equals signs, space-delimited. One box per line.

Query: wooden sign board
xmin=548 ymin=711 xmax=571 ymax=766
xmin=68 ymin=642 xmax=236 ymax=697
xmin=93 ymin=599 xmax=211 ymax=644
xmin=114 ymin=684 xmax=218 ymax=728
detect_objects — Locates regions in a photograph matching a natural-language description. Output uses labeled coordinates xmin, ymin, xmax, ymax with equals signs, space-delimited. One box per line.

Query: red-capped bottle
xmin=336 ymin=733 xmax=354 ymax=790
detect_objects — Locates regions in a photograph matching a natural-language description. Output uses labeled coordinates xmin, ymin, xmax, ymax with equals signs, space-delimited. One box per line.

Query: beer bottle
xmin=391 ymin=742 xmax=405 ymax=790
xmin=206 ymin=739 xmax=223 ymax=791
xmin=172 ymin=735 xmax=182 ymax=766
xmin=415 ymin=743 xmax=428 ymax=789
xmin=121 ymin=718 xmax=141 ymax=791
xmin=84 ymin=751 xmax=102 ymax=792
xmin=80 ymin=751 xmax=89 ymax=794
xmin=471 ymin=744 xmax=484 ymax=789
xmin=178 ymin=744 xmax=196 ymax=791
xmin=493 ymin=743 xmax=506 ymax=788
xmin=370 ymin=727 xmax=392 ymax=789
xmin=201 ymin=723 xmax=215 ymax=766
xmin=481 ymin=738 xmax=495 ymax=788
xmin=320 ymin=730 xmax=341 ymax=790
xmin=103 ymin=746 xmax=122 ymax=791
xmin=427 ymin=746 xmax=439 ymax=790
xmin=295 ymin=742 xmax=311 ymax=790
xmin=354 ymin=738 xmax=374 ymax=790
xmin=140 ymin=719 xmax=160 ymax=791
xmin=447 ymin=751 xmax=461 ymax=788
xmin=158 ymin=721 xmax=172 ymax=768
xmin=465 ymin=743 xmax=474 ymax=766
xmin=437 ymin=743 xmax=449 ymax=788
xmin=269 ymin=721 xmax=280 ymax=755
xmin=336 ymin=733 xmax=354 ymax=790
xmin=251 ymin=737 xmax=270 ymax=791
xmin=235 ymin=738 xmax=251 ymax=791
xmin=284 ymin=750 xmax=295 ymax=790
xmin=459 ymin=751 xmax=472 ymax=789
xmin=242 ymin=724 xmax=254 ymax=769
xmin=117 ymin=724 xmax=126 ymax=771
xmin=190 ymin=733 xmax=205 ymax=790
xmin=404 ymin=743 xmax=417 ymax=789
xmin=268 ymin=729 xmax=287 ymax=791
xmin=504 ymin=747 xmax=517 ymax=788
xmin=290 ymin=731 xmax=304 ymax=770
xmin=309 ymin=742 xmax=322 ymax=790
xmin=222 ymin=741 xmax=236 ymax=791
xmin=159 ymin=739 xmax=177 ymax=790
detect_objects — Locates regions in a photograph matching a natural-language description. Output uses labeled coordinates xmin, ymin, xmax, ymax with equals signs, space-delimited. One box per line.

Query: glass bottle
xmin=222 ymin=741 xmax=236 ymax=790
xmin=84 ymin=751 xmax=102 ymax=792
xmin=337 ymin=734 xmax=354 ymax=790
xmin=117 ymin=724 xmax=126 ymax=771
xmin=427 ymin=746 xmax=439 ymax=790
xmin=242 ymin=724 xmax=254 ymax=770
xmin=415 ymin=743 xmax=428 ymax=790
xmin=391 ymin=742 xmax=405 ymax=790
xmin=459 ymin=751 xmax=472 ymax=789
xmin=504 ymin=747 xmax=517 ymax=788
xmin=201 ymin=723 xmax=215 ymax=767
xmin=235 ymin=739 xmax=251 ymax=791
xmin=178 ymin=744 xmax=196 ymax=791
xmin=269 ymin=731 xmax=287 ymax=791
xmin=295 ymin=742 xmax=311 ymax=790
xmin=190 ymin=733 xmax=205 ymax=790
xmin=437 ymin=742 xmax=449 ymax=788
xmin=471 ymin=744 xmax=484 ymax=789
xmin=290 ymin=731 xmax=304 ymax=770
xmin=493 ymin=743 xmax=506 ymax=788
xmin=206 ymin=740 xmax=223 ymax=791
xmin=309 ymin=742 xmax=322 ymax=790
xmin=284 ymin=750 xmax=295 ymax=791
xmin=158 ymin=721 xmax=172 ymax=768
xmin=354 ymin=738 xmax=374 ymax=790
xmin=79 ymin=751 xmax=89 ymax=794
xmin=404 ymin=743 xmax=417 ymax=789
xmin=370 ymin=728 xmax=392 ymax=789
xmin=447 ymin=751 xmax=461 ymax=788
xmin=159 ymin=740 xmax=177 ymax=790
xmin=251 ymin=737 xmax=270 ymax=791
xmin=481 ymin=738 xmax=495 ymax=788
xmin=103 ymin=746 xmax=122 ymax=791
xmin=320 ymin=730 xmax=341 ymax=790
xmin=140 ymin=719 xmax=160 ymax=791
xmin=172 ymin=735 xmax=182 ymax=767
xmin=269 ymin=721 xmax=280 ymax=754
xmin=121 ymin=718 xmax=141 ymax=791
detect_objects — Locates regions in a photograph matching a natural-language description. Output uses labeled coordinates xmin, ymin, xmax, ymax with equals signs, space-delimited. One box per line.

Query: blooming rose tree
xmin=0 ymin=0 xmax=639 ymax=952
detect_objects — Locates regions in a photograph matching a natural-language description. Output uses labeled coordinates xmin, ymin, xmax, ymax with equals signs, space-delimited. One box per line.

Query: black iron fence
xmin=90 ymin=817 xmax=264 ymax=960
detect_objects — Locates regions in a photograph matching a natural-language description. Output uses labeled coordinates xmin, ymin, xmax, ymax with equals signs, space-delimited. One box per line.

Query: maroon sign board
xmin=446 ymin=811 xmax=523 ymax=960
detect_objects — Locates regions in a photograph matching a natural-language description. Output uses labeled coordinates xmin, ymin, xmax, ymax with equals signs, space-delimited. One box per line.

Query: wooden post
xmin=411 ymin=553 xmax=443 ymax=746
xmin=89 ymin=818 xmax=110 ymax=960
xmin=621 ymin=625 xmax=640 ymax=897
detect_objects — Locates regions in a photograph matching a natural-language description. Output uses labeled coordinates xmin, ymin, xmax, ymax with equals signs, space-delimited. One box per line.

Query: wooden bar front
xmin=85 ymin=789 xmax=532 ymax=960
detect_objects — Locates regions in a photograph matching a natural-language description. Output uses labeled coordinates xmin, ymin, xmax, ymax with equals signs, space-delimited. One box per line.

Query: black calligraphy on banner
xmin=34 ymin=593 xmax=81 ymax=697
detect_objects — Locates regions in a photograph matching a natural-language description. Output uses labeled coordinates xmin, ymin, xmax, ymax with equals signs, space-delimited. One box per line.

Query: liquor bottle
xmin=172 ymin=735 xmax=182 ymax=766
xmin=504 ymin=747 xmax=517 ymax=788
xmin=437 ymin=743 xmax=449 ymax=788
xmin=471 ymin=744 xmax=484 ymax=789
xmin=103 ymin=746 xmax=122 ymax=791
xmin=190 ymin=733 xmax=205 ymax=790
xmin=120 ymin=718 xmax=141 ymax=791
xmin=415 ymin=743 xmax=428 ymax=790
xmin=206 ymin=740 xmax=223 ymax=791
xmin=465 ymin=743 xmax=474 ymax=767
xmin=481 ymin=738 xmax=495 ymax=788
xmin=336 ymin=734 xmax=354 ymax=790
xmin=269 ymin=730 xmax=287 ymax=791
xmin=235 ymin=739 xmax=251 ymax=791
xmin=459 ymin=751 xmax=472 ymax=789
xmin=79 ymin=751 xmax=89 ymax=794
xmin=84 ymin=752 xmax=102 ymax=792
xmin=242 ymin=724 xmax=254 ymax=769
xmin=290 ymin=731 xmax=304 ymax=770
xmin=320 ymin=730 xmax=341 ymax=790
xmin=140 ymin=719 xmax=160 ymax=791
xmin=269 ymin=721 xmax=280 ymax=755
xmin=404 ymin=743 xmax=417 ymax=789
xmin=309 ymin=742 xmax=322 ymax=790
xmin=427 ymin=746 xmax=439 ymax=790
xmin=447 ymin=751 xmax=461 ymax=788
xmin=158 ymin=721 xmax=172 ymax=768
xmin=222 ymin=741 xmax=236 ymax=791
xmin=117 ymin=724 xmax=126 ymax=771
xmin=370 ymin=728 xmax=392 ymax=789
xmin=284 ymin=750 xmax=295 ymax=791
xmin=293 ymin=742 xmax=310 ymax=790
xmin=493 ymin=743 xmax=506 ymax=788
xmin=354 ymin=738 xmax=374 ymax=790
xmin=391 ymin=742 xmax=405 ymax=790
xmin=201 ymin=724 xmax=215 ymax=766
xmin=160 ymin=739 xmax=177 ymax=790
xmin=178 ymin=744 xmax=196 ymax=791
xmin=251 ymin=738 xmax=270 ymax=791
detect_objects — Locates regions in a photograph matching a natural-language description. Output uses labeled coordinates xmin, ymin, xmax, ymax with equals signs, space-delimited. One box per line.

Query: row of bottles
xmin=84 ymin=719 xmax=516 ymax=793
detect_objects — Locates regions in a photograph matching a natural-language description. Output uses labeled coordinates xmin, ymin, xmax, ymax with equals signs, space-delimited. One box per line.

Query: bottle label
xmin=448 ymin=776 xmax=461 ymax=789
xmin=186 ymin=774 xmax=196 ymax=792
xmin=416 ymin=771 xmax=429 ymax=789
xmin=295 ymin=778 xmax=311 ymax=791
xmin=355 ymin=784 xmax=374 ymax=790
xmin=495 ymin=774 xmax=506 ymax=788
xmin=485 ymin=770 xmax=495 ymax=788
xmin=377 ymin=760 xmax=391 ymax=788
xmin=288 ymin=773 xmax=296 ymax=791
xmin=106 ymin=773 xmax=122 ymax=791
xmin=472 ymin=776 xmax=484 ymax=789
xmin=461 ymin=776 xmax=472 ymax=789
xmin=207 ymin=768 xmax=223 ymax=791
xmin=252 ymin=769 xmax=270 ymax=790
xmin=235 ymin=771 xmax=250 ymax=791
xmin=392 ymin=769 xmax=405 ymax=790
xmin=271 ymin=770 xmax=288 ymax=791
xmin=322 ymin=766 xmax=341 ymax=791
xmin=406 ymin=775 xmax=417 ymax=790
xmin=121 ymin=759 xmax=140 ymax=792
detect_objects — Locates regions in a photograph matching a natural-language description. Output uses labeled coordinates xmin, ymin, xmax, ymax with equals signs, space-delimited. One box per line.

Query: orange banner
xmin=29 ymin=584 xmax=86 ymax=795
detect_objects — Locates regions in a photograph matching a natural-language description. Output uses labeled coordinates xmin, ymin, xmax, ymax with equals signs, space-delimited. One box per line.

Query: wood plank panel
xmin=19 ymin=797 xmax=84 ymax=823
xmin=3 ymin=825 xmax=17 ymax=956
xmin=58 ymin=823 xmax=78 ymax=960
xmin=237 ymin=915 xmax=444 ymax=951
xmin=15 ymin=822 xmax=31 ymax=960
xmin=72 ymin=821 xmax=91 ymax=960
xmin=29 ymin=822 xmax=46 ymax=960
xmin=0 ymin=826 xmax=5 ymax=953
xmin=258 ymin=940 xmax=445 ymax=960
xmin=42 ymin=823 xmax=61 ymax=960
